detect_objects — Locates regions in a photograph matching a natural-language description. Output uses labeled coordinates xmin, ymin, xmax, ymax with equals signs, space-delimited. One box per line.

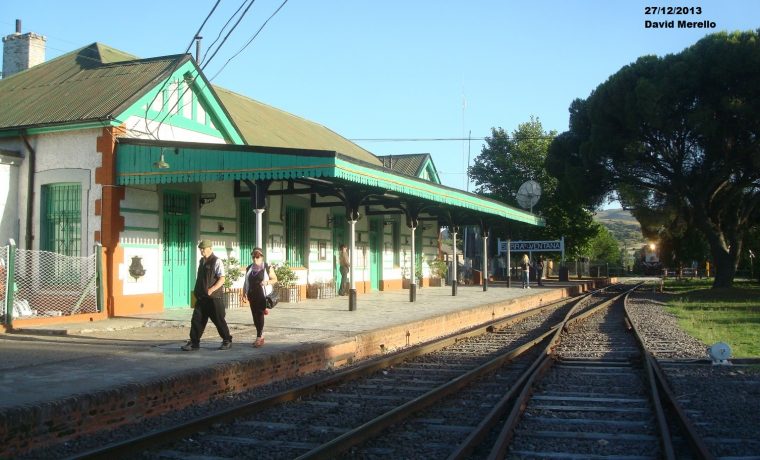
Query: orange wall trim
xmin=7 ymin=311 xmax=108 ymax=329
xmin=109 ymin=245 xmax=165 ymax=315
xmin=356 ymin=281 xmax=370 ymax=294
xmin=116 ymin=293 xmax=165 ymax=316
xmin=380 ymin=279 xmax=403 ymax=291
xmin=95 ymin=126 xmax=128 ymax=317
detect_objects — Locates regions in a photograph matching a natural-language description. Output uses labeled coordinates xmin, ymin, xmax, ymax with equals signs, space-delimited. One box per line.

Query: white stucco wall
xmin=120 ymin=185 xmax=161 ymax=295
xmin=1 ymin=130 xmax=101 ymax=255
xmin=0 ymin=162 xmax=20 ymax=245
xmin=123 ymin=116 xmax=227 ymax=145
xmin=0 ymin=139 xmax=23 ymax=246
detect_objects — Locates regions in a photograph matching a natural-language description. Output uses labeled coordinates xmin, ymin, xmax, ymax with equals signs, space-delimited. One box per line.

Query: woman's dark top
xmin=245 ymin=264 xmax=267 ymax=310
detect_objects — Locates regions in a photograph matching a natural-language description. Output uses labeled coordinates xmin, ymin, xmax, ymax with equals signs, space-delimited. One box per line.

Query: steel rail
xmin=624 ymin=288 xmax=677 ymax=460
xmin=483 ymin=283 xmax=641 ymax=460
xmin=66 ymin=295 xmax=576 ymax=460
xmin=624 ymin=289 xmax=716 ymax=460
xmin=447 ymin=284 xmax=629 ymax=459
xmin=295 ymin=323 xmax=556 ymax=460
xmin=297 ymin=286 xmax=618 ymax=459
xmin=647 ymin=357 xmax=716 ymax=460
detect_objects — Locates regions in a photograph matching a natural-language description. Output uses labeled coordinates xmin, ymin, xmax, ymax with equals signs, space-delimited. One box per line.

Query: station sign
xmin=497 ymin=238 xmax=564 ymax=254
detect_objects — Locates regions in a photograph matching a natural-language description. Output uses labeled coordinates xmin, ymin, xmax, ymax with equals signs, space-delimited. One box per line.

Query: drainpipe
xmin=20 ymin=132 xmax=35 ymax=250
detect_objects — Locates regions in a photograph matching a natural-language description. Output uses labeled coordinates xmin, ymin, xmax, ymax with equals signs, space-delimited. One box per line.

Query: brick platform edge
xmin=0 ymin=279 xmax=610 ymax=456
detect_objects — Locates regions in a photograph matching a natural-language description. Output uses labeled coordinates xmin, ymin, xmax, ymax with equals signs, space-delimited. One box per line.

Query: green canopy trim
xmin=116 ymin=140 xmax=543 ymax=226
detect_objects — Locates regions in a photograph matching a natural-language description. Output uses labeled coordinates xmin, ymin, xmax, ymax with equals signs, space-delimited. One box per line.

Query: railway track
xmin=64 ymin=283 xmax=736 ymax=459
xmin=492 ymin=284 xmax=670 ymax=459
xmin=67 ymin=288 xmax=607 ymax=459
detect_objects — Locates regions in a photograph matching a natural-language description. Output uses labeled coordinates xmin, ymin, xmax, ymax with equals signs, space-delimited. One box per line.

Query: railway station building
xmin=0 ymin=29 xmax=542 ymax=326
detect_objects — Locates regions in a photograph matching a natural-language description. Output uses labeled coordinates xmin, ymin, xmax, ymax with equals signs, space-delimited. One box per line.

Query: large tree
xmin=547 ymin=31 xmax=760 ymax=287
xmin=469 ymin=117 xmax=598 ymax=257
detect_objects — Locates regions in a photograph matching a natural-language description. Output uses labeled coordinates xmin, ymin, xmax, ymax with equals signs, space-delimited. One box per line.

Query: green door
xmin=332 ymin=212 xmax=346 ymax=289
xmin=415 ymin=226 xmax=424 ymax=278
xmin=369 ymin=217 xmax=383 ymax=291
xmin=162 ymin=191 xmax=192 ymax=308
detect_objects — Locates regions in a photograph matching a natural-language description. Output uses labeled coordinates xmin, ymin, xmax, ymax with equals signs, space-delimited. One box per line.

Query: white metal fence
xmin=2 ymin=242 xmax=101 ymax=326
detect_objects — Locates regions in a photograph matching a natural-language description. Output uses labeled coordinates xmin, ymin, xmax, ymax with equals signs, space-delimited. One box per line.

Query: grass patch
xmin=663 ymin=280 xmax=760 ymax=358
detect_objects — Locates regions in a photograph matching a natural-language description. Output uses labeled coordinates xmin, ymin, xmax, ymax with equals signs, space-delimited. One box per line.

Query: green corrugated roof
xmin=0 ymin=41 xmax=383 ymax=167
xmin=214 ymin=87 xmax=382 ymax=166
xmin=0 ymin=43 xmax=186 ymax=131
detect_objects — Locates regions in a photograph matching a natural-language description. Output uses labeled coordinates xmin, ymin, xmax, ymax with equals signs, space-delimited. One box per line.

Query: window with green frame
xmin=41 ymin=183 xmax=81 ymax=256
xmin=286 ymin=206 xmax=306 ymax=267
xmin=41 ymin=182 xmax=82 ymax=284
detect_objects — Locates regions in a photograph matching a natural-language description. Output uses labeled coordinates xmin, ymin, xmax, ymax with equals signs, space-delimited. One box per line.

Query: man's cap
xmin=252 ymin=247 xmax=264 ymax=255
xmin=198 ymin=240 xmax=213 ymax=249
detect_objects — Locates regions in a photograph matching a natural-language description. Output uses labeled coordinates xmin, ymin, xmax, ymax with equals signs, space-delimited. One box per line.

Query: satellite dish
xmin=516 ymin=180 xmax=542 ymax=212
xmin=707 ymin=342 xmax=732 ymax=365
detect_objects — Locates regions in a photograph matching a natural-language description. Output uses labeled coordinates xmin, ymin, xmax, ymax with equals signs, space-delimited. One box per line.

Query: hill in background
xmin=594 ymin=208 xmax=646 ymax=253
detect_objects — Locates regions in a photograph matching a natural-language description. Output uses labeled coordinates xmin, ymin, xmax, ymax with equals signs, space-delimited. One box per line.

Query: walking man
xmin=181 ymin=240 xmax=233 ymax=351
xmin=338 ymin=244 xmax=350 ymax=296
xmin=537 ymin=256 xmax=544 ymax=286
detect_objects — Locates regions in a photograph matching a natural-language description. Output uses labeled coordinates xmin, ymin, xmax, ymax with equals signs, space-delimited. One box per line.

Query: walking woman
xmin=521 ymin=253 xmax=531 ymax=289
xmin=242 ymin=247 xmax=277 ymax=348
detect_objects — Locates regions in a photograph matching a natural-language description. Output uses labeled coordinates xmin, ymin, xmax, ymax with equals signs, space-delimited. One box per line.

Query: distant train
xmin=640 ymin=243 xmax=662 ymax=275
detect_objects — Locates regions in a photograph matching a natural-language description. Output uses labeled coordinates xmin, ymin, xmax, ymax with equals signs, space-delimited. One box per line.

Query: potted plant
xmin=273 ymin=262 xmax=299 ymax=302
xmin=429 ymin=258 xmax=448 ymax=286
xmin=222 ymin=257 xmax=243 ymax=308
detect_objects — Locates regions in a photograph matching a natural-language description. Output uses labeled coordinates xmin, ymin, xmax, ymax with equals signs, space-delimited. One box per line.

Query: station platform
xmin=0 ymin=280 xmax=601 ymax=455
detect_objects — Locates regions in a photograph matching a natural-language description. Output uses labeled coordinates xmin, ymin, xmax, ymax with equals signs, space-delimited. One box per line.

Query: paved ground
xmin=0 ymin=281 xmax=579 ymax=410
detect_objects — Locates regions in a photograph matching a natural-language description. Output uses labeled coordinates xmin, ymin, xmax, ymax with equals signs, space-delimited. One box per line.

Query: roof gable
xmin=378 ymin=153 xmax=441 ymax=184
xmin=118 ymin=61 xmax=244 ymax=144
xmin=0 ymin=43 xmax=185 ymax=132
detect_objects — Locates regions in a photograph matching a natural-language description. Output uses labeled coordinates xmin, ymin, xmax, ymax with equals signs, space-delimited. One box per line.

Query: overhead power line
xmin=207 ymin=0 xmax=290 ymax=81
xmin=148 ymin=0 xmax=289 ymax=137
xmin=201 ymin=0 xmax=251 ymax=65
xmin=200 ymin=0 xmax=257 ymax=72
xmin=144 ymin=0 xmax=222 ymax=138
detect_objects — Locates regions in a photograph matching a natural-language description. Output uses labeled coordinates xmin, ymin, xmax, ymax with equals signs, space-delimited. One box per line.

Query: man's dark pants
xmin=189 ymin=296 xmax=232 ymax=345
xmin=339 ymin=266 xmax=349 ymax=295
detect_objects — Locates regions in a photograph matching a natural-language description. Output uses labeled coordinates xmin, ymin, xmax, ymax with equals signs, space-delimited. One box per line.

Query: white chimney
xmin=2 ymin=19 xmax=47 ymax=78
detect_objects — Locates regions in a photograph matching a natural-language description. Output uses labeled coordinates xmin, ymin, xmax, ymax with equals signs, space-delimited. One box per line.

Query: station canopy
xmin=116 ymin=138 xmax=543 ymax=227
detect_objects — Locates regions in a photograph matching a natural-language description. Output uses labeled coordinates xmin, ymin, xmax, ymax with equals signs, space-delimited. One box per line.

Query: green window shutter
xmin=286 ymin=206 xmax=305 ymax=267
xmin=239 ymin=199 xmax=254 ymax=267
xmin=41 ymin=183 xmax=81 ymax=256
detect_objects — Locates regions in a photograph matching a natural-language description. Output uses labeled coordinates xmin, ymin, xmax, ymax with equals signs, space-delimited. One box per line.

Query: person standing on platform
xmin=242 ymin=247 xmax=277 ymax=348
xmin=339 ymin=244 xmax=350 ymax=296
xmin=537 ymin=256 xmax=544 ymax=286
xmin=521 ymin=253 xmax=531 ymax=289
xmin=181 ymin=240 xmax=233 ymax=351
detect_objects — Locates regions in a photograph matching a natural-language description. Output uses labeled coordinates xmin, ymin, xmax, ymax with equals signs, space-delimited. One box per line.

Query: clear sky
xmin=3 ymin=1 xmax=759 ymax=193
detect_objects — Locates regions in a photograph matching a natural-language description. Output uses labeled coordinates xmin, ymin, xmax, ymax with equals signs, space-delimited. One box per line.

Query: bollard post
xmin=95 ymin=243 xmax=104 ymax=313
xmin=4 ymin=239 xmax=16 ymax=329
